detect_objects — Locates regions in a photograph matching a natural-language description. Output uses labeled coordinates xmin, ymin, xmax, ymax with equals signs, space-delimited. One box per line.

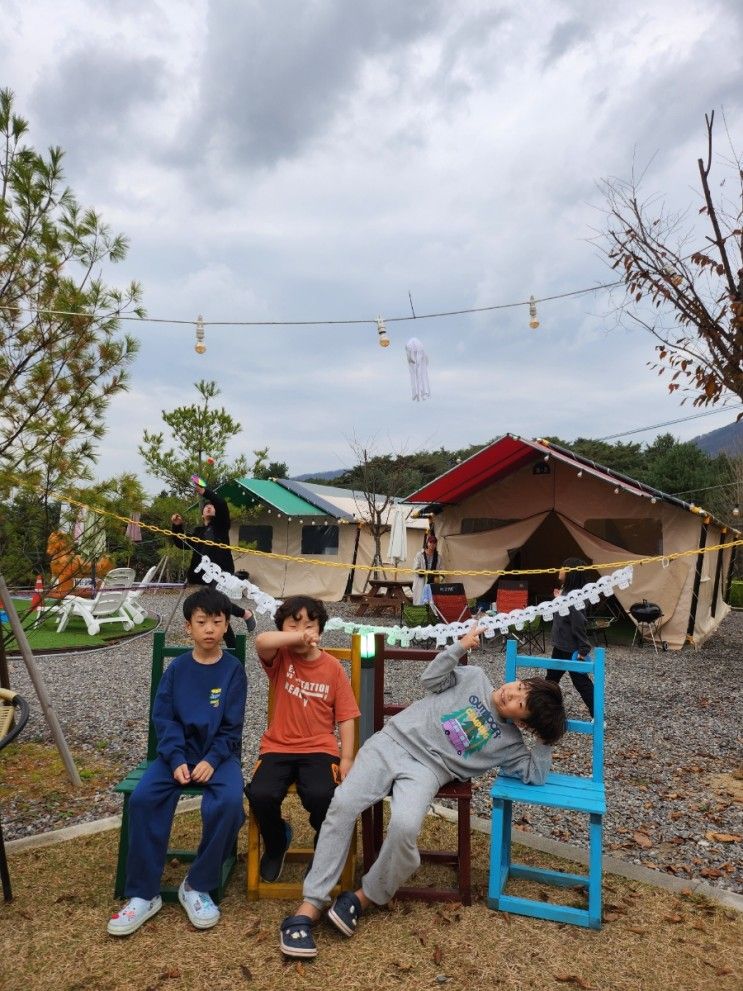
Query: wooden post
xmin=0 ymin=630 xmax=10 ymax=690
xmin=0 ymin=574 xmax=81 ymax=786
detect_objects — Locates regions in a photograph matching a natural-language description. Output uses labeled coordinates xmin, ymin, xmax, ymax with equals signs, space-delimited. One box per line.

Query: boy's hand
xmin=171 ymin=513 xmax=184 ymax=526
xmin=459 ymin=625 xmax=485 ymax=652
xmin=173 ymin=764 xmax=191 ymax=785
xmin=295 ymin=629 xmax=319 ymax=650
xmin=339 ymin=756 xmax=354 ymax=781
xmin=191 ymin=760 xmax=214 ymax=783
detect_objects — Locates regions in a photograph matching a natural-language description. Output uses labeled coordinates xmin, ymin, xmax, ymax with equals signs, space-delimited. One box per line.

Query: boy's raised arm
xmin=420 ymin=626 xmax=483 ymax=694
xmin=202 ymin=486 xmax=231 ymax=531
xmin=255 ymin=629 xmax=318 ymax=667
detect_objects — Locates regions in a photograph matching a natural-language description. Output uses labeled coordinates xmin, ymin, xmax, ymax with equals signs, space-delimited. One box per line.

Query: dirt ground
xmin=2 ymin=809 xmax=741 ymax=991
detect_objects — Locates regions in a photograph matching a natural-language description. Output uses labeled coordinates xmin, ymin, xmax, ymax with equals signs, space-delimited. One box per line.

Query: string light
xmin=376 ymin=317 xmax=390 ymax=348
xmin=0 ymin=280 xmax=622 ymax=329
xmin=194 ymin=314 xmax=206 ymax=354
xmin=577 ymin=470 xmax=583 ymax=478
xmin=528 ymin=295 xmax=540 ymax=329
xmin=733 ymin=505 xmax=740 ymax=518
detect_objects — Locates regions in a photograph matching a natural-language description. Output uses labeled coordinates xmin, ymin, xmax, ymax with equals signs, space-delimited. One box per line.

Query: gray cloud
xmin=542 ymin=19 xmax=591 ymax=68
xmin=177 ymin=0 xmax=449 ymax=170
xmin=31 ymin=45 xmax=166 ymax=161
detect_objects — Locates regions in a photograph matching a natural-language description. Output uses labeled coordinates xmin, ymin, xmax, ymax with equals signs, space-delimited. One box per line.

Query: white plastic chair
xmin=121 ymin=564 xmax=159 ymax=625
xmin=56 ymin=568 xmax=136 ymax=636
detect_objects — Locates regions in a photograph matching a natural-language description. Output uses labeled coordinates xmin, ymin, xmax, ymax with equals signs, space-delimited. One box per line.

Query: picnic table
xmin=354 ymin=578 xmax=413 ymax=617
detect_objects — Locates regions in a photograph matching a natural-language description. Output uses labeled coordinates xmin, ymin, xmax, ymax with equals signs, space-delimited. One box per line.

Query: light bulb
xmin=194 ymin=313 xmax=206 ymax=354
xmin=376 ymin=317 xmax=390 ymax=347
xmin=651 ymin=497 xmax=657 ymax=505
xmin=614 ymin=487 xmax=620 ymax=494
xmin=577 ymin=470 xmax=583 ymax=478
xmin=528 ymin=295 xmax=540 ymax=329
xmin=733 ymin=505 xmax=740 ymax=517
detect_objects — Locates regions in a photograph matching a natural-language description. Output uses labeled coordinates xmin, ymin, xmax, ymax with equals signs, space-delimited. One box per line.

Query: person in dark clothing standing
xmin=171 ymin=483 xmax=255 ymax=648
xmin=546 ymin=557 xmax=594 ymax=718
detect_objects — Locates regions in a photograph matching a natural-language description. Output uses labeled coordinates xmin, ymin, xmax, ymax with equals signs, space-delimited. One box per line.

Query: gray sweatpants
xmin=303 ymin=731 xmax=442 ymax=909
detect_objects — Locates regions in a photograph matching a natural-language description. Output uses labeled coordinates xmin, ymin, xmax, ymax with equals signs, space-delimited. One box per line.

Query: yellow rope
xmin=19 ymin=475 xmax=742 ymax=580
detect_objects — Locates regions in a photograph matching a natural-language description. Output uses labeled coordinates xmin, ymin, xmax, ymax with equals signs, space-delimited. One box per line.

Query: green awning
xmin=219 ymin=478 xmax=327 ymax=517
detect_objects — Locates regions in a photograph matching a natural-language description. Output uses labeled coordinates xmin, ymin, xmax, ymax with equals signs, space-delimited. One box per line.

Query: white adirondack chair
xmin=121 ymin=564 xmax=159 ymax=625
xmin=56 ymin=568 xmax=136 ymax=636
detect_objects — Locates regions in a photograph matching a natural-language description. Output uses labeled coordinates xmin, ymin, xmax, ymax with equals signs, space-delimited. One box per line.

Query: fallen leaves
xmin=553 ymin=974 xmax=596 ymax=989
xmin=704 ymin=831 xmax=741 ymax=843
xmin=633 ymin=830 xmax=653 ymax=848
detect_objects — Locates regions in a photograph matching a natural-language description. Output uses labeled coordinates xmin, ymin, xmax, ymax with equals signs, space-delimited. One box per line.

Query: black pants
xmin=246 ymin=753 xmax=340 ymax=856
xmin=546 ymin=647 xmax=594 ymax=718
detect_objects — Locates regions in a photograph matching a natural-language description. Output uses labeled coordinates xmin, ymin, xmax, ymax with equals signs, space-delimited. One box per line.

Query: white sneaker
xmin=107 ymin=895 xmax=162 ymax=936
xmin=178 ymin=880 xmax=220 ymax=929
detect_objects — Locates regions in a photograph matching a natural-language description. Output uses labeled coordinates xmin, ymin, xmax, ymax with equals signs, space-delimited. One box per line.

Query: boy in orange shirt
xmin=246 ymin=595 xmax=360 ymax=883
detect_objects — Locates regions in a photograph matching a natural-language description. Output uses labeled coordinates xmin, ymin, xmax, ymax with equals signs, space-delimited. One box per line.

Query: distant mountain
xmin=293 ymin=468 xmax=348 ymax=481
xmin=691 ymin=419 xmax=743 ymax=457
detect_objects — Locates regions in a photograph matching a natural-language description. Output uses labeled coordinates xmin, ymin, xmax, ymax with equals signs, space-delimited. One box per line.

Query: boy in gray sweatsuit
xmin=279 ymin=625 xmax=567 ymax=958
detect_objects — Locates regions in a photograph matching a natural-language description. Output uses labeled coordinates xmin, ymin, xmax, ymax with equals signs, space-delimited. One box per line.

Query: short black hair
xmin=274 ymin=594 xmax=328 ymax=633
xmin=521 ymin=677 xmax=567 ymax=745
xmin=561 ymin=557 xmax=591 ymax=594
xmin=183 ymin=586 xmax=232 ymax=621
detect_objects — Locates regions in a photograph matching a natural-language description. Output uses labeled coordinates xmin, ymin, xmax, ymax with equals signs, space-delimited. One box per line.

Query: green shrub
xmin=728 ymin=580 xmax=743 ymax=607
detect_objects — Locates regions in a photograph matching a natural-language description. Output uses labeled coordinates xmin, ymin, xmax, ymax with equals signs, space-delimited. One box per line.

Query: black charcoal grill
xmin=629 ymin=599 xmax=668 ymax=652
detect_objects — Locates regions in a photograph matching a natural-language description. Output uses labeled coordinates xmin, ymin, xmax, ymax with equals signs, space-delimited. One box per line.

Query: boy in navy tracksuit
xmin=107 ymin=587 xmax=247 ymax=936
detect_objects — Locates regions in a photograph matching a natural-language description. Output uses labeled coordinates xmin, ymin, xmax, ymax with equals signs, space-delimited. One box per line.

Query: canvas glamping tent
xmin=213 ymin=477 xmax=428 ymax=601
xmin=405 ymin=435 xmax=739 ymax=650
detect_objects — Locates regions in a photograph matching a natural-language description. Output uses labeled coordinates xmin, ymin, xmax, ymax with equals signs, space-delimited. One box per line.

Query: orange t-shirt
xmin=258 ymin=647 xmax=360 ymax=757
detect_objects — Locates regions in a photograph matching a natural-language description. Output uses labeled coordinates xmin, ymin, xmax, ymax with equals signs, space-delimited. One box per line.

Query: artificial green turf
xmin=1 ymin=598 xmax=157 ymax=652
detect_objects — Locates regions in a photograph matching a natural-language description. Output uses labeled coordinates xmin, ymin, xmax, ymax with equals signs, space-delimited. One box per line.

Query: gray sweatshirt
xmin=382 ymin=642 xmax=553 ymax=787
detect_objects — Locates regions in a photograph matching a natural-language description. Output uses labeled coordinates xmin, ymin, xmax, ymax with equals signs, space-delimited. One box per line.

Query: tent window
xmin=301 ymin=524 xmax=339 ymax=556
xmin=238 ymin=524 xmax=273 ymax=553
xmin=461 ymin=518 xmax=517 ymax=534
xmin=583 ymin=518 xmax=662 ymax=555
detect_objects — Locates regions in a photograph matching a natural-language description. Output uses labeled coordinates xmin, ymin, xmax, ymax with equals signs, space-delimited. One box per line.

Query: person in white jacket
xmin=412 ymin=533 xmax=440 ymax=605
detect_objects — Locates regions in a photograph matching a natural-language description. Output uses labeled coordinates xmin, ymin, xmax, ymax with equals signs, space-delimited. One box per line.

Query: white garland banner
xmin=193 ymin=555 xmax=633 ymax=647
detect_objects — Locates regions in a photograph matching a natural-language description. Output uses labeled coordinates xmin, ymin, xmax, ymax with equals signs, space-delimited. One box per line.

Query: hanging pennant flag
xmin=405 ymin=337 xmax=430 ymax=401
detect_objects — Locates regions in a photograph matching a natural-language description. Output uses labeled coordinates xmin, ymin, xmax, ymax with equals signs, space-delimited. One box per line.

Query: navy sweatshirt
xmin=153 ymin=651 xmax=247 ymax=773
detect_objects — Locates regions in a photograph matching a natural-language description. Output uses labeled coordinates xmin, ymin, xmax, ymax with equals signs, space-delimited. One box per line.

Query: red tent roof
xmin=405 ymin=435 xmax=546 ymax=505
xmin=405 ymin=435 xmax=736 ymax=533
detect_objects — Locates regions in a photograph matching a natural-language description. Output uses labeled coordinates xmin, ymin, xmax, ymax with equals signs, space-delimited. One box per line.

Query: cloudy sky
xmin=3 ymin=0 xmax=742 ymax=490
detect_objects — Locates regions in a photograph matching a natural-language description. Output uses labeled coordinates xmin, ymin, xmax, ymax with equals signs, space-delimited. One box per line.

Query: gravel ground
xmin=4 ymin=590 xmax=742 ymax=894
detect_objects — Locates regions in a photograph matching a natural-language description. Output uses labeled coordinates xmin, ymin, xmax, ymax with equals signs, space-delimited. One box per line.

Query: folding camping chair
xmin=429 ymin=582 xmax=472 ymax=625
xmin=493 ymin=579 xmax=529 ymax=647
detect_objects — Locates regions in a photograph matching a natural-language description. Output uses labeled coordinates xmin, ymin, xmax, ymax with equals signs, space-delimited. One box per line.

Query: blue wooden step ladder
xmin=488 ymin=639 xmax=606 ymax=929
